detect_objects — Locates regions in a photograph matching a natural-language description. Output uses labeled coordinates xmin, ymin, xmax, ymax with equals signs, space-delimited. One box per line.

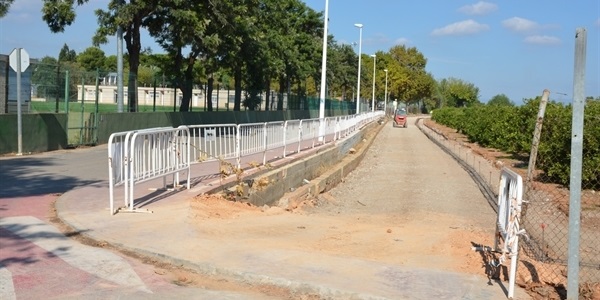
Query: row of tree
xmin=4 ymin=0 xmax=488 ymax=112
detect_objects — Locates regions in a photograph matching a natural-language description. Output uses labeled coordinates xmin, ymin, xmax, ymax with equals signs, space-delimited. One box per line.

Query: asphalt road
xmin=0 ymin=146 xmax=275 ymax=299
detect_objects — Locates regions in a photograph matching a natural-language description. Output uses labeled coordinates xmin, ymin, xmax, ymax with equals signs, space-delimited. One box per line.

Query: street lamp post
xmin=384 ymin=69 xmax=388 ymax=114
xmin=319 ymin=0 xmax=329 ymax=120
xmin=371 ymin=54 xmax=376 ymax=112
xmin=318 ymin=0 xmax=329 ymax=141
xmin=354 ymin=23 xmax=363 ymax=114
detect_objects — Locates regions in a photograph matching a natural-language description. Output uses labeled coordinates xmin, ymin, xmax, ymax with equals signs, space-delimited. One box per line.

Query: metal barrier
xmin=300 ymin=118 xmax=321 ymax=149
xmin=284 ymin=120 xmax=302 ymax=157
xmin=494 ymin=167 xmax=526 ymax=300
xmin=108 ymin=126 xmax=190 ymax=215
xmin=108 ymin=111 xmax=384 ymax=215
xmin=187 ymin=124 xmax=238 ymax=163
xmin=108 ymin=130 xmax=130 ymax=214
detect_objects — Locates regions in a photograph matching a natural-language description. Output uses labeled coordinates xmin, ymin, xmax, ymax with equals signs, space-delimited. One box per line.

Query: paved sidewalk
xmin=51 ymin=118 xmax=531 ymax=299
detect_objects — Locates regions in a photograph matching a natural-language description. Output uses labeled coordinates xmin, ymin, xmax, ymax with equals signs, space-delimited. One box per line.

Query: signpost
xmin=9 ymin=48 xmax=30 ymax=155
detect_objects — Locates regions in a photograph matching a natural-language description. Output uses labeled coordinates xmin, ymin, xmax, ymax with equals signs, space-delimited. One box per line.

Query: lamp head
xmin=354 ymin=23 xmax=363 ymax=28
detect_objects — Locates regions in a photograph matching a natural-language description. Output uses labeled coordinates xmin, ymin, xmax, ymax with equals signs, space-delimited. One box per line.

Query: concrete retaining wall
xmin=215 ymin=120 xmax=385 ymax=207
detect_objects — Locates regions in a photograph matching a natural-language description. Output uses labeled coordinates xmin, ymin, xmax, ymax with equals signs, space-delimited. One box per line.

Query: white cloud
xmin=394 ymin=38 xmax=410 ymax=45
xmin=364 ymin=33 xmax=392 ymax=47
xmin=502 ymin=17 xmax=539 ymax=33
xmin=458 ymin=1 xmax=498 ymax=15
xmin=3 ymin=0 xmax=39 ymax=23
xmin=431 ymin=20 xmax=489 ymax=36
xmin=11 ymin=0 xmax=40 ymax=11
xmin=524 ymin=35 xmax=561 ymax=45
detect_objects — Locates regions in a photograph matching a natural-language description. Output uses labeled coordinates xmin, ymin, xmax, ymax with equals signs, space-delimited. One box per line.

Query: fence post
xmin=283 ymin=121 xmax=288 ymax=158
xmin=94 ymin=69 xmax=100 ymax=144
xmin=79 ymin=75 xmax=85 ymax=145
xmin=64 ymin=70 xmax=70 ymax=144
xmin=153 ymin=75 xmax=157 ymax=112
xmin=173 ymin=84 xmax=177 ymax=112
xmin=64 ymin=70 xmax=69 ymax=113
xmin=567 ymin=27 xmax=587 ymax=300
xmin=55 ymin=61 xmax=60 ymax=113
xmin=235 ymin=124 xmax=241 ymax=169
xmin=262 ymin=123 xmax=268 ymax=165
xmin=526 ymin=89 xmax=550 ymax=183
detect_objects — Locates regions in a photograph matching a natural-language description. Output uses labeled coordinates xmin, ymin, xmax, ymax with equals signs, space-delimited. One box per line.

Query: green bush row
xmin=431 ymin=100 xmax=600 ymax=188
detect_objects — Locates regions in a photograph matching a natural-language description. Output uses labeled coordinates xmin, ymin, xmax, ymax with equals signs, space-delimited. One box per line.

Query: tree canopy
xmin=2 ymin=0 xmax=489 ymax=113
xmin=437 ymin=77 xmax=480 ymax=107
xmin=487 ymin=94 xmax=514 ymax=106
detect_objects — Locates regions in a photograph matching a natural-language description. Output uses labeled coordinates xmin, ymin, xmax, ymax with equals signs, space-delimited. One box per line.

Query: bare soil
xmin=423 ymin=118 xmax=600 ymax=300
xmin=186 ymin=116 xmax=599 ymax=299
xmin=51 ymin=116 xmax=599 ymax=299
xmin=186 ymin=116 xmax=513 ymax=297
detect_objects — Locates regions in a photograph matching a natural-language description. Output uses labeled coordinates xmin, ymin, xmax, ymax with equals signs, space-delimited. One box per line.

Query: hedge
xmin=431 ymin=100 xmax=600 ymax=188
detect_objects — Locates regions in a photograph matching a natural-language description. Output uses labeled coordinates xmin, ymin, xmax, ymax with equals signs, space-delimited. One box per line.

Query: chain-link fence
xmin=520 ymin=99 xmax=600 ymax=291
xmin=422 ymin=98 xmax=600 ymax=297
xmin=29 ymin=61 xmax=110 ymax=146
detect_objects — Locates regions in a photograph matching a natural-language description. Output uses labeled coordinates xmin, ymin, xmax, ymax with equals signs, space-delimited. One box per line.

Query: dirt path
xmin=190 ymin=116 xmax=500 ymax=277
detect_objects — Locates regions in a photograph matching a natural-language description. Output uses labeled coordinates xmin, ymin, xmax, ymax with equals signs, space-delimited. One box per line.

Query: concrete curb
xmin=281 ymin=118 xmax=388 ymax=208
xmin=105 ymin=242 xmax=387 ymax=300
xmin=54 ymin=118 xmax=390 ymax=299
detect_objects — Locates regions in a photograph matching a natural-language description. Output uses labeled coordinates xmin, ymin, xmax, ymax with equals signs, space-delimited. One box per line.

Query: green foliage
xmin=59 ymin=44 xmax=77 ymax=62
xmin=77 ymin=47 xmax=106 ymax=72
xmin=437 ymin=77 xmax=480 ymax=107
xmin=431 ymin=101 xmax=600 ymax=188
xmin=32 ymin=0 xmax=480 ymax=116
xmin=326 ymin=42 xmax=357 ymax=100
xmin=31 ymin=57 xmax=62 ymax=100
xmin=487 ymin=94 xmax=514 ymax=106
xmin=0 ymin=0 xmax=14 ymax=18
xmin=41 ymin=0 xmax=86 ymax=32
xmin=377 ymin=45 xmax=434 ymax=105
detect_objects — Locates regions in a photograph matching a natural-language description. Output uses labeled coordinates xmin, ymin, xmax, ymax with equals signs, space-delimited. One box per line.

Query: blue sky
xmin=1 ymin=0 xmax=599 ymax=104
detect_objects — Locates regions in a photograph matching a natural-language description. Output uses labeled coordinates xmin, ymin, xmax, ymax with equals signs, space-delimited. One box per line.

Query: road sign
xmin=9 ymin=48 xmax=30 ymax=72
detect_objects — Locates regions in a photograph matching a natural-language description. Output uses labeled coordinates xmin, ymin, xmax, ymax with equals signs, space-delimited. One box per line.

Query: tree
xmin=437 ymin=77 xmax=480 ymax=107
xmin=58 ymin=44 xmax=77 ymax=62
xmin=382 ymin=45 xmax=434 ymax=106
xmin=271 ymin=0 xmax=322 ymax=110
xmin=93 ymin=1 xmax=161 ymax=112
xmin=31 ymin=56 xmax=61 ymax=101
xmin=327 ymin=41 xmax=357 ymax=100
xmin=488 ymin=94 xmax=514 ymax=106
xmin=77 ymin=47 xmax=106 ymax=72
xmin=145 ymin=0 xmax=219 ymax=111
xmin=104 ymin=55 xmax=118 ymax=72
xmin=0 ymin=0 xmax=14 ymax=18
xmin=215 ymin=0 xmax=321 ymax=111
xmin=214 ymin=0 xmax=259 ymax=111
xmin=40 ymin=0 xmax=151 ymax=111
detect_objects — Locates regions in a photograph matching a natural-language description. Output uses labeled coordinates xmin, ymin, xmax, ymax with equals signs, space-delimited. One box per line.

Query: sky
xmin=1 ymin=0 xmax=599 ymax=104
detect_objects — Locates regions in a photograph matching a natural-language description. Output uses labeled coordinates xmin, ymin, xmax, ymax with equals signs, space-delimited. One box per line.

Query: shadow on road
xmin=0 ymin=156 xmax=102 ymax=198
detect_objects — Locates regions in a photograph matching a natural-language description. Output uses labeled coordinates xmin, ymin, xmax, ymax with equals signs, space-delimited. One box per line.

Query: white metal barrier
xmin=187 ymin=124 xmax=238 ymax=163
xmin=301 ymin=118 xmax=321 ymax=148
xmin=108 ymin=111 xmax=384 ymax=215
xmin=494 ymin=167 xmax=527 ymax=299
xmin=265 ymin=121 xmax=286 ymax=153
xmin=238 ymin=122 xmax=267 ymax=160
xmin=108 ymin=126 xmax=191 ymax=215
xmin=108 ymin=130 xmax=130 ymax=214
xmin=284 ymin=120 xmax=302 ymax=157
